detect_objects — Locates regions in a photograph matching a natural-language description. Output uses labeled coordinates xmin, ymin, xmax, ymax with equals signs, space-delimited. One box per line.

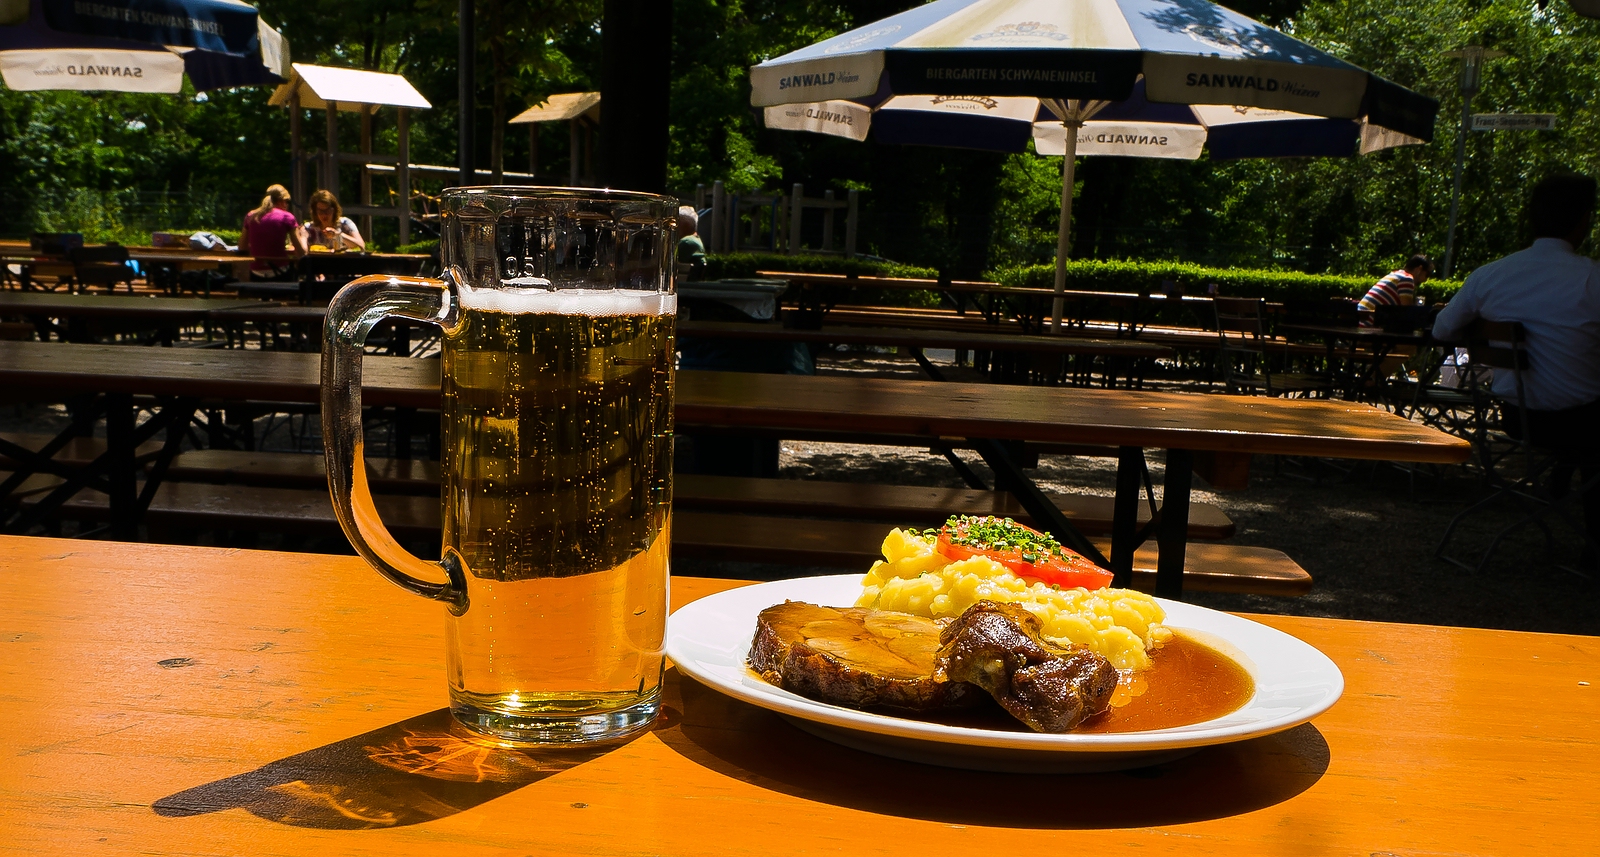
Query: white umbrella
xmin=752 ymin=0 xmax=1438 ymax=330
xmin=0 ymin=0 xmax=288 ymax=93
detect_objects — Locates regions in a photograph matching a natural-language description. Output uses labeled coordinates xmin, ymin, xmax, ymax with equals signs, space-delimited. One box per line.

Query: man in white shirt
xmin=1432 ymin=173 xmax=1600 ymax=562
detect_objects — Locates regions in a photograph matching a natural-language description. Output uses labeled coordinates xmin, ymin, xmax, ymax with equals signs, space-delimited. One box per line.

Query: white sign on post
xmin=1471 ymin=113 xmax=1558 ymax=131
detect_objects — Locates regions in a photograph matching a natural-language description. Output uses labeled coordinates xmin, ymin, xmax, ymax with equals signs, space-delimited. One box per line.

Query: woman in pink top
xmin=242 ymin=184 xmax=307 ymax=276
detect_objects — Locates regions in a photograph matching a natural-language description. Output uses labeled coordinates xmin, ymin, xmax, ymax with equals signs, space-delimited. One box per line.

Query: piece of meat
xmin=935 ymin=601 xmax=1118 ymax=733
xmin=749 ymin=601 xmax=981 ymax=712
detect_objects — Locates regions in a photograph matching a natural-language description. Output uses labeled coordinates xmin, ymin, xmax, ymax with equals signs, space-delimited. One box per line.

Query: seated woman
xmin=241 ymin=184 xmax=307 ymax=278
xmin=302 ymin=190 xmax=366 ymax=252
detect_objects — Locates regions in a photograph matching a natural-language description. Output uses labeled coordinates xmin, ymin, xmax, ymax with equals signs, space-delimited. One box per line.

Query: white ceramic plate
xmin=665 ymin=574 xmax=1344 ymax=773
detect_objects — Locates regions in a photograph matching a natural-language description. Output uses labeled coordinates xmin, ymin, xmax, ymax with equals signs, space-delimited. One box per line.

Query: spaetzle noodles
xmin=856 ymin=528 xmax=1171 ymax=671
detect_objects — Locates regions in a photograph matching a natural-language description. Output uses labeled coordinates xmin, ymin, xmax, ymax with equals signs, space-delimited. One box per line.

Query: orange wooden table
xmin=0 ymin=534 xmax=1592 ymax=856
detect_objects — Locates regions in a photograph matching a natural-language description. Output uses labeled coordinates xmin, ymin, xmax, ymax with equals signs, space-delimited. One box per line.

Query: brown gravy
xmin=917 ymin=632 xmax=1255 ymax=734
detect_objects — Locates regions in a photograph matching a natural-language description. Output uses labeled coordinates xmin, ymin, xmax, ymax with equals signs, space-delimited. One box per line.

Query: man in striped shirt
xmin=1357 ymin=254 xmax=1433 ymax=323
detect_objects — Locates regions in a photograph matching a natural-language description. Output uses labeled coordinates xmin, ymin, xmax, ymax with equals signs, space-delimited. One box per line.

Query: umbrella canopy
xmin=767 ymin=79 xmax=1425 ymax=159
xmin=0 ymin=0 xmax=287 ymax=92
xmin=751 ymin=0 xmax=1438 ymax=329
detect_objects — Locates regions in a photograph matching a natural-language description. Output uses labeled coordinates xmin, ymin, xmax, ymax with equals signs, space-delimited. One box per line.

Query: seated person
xmin=1432 ymin=173 xmax=1600 ymax=563
xmin=302 ymin=189 xmax=366 ymax=252
xmin=241 ymin=184 xmax=306 ymax=277
xmin=676 ymin=205 xmax=705 ymax=268
xmin=1358 ymin=254 xmax=1432 ymax=325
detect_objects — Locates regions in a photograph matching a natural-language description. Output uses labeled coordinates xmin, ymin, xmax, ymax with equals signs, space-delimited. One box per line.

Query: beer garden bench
xmin=22 ymin=445 xmax=1313 ymax=597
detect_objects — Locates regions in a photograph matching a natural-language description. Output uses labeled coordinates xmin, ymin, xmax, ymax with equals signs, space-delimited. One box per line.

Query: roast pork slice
xmin=749 ymin=601 xmax=981 ymax=712
xmin=936 ymin=601 xmax=1119 ymax=733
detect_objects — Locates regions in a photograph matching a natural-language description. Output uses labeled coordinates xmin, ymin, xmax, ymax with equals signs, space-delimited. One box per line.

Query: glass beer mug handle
xmin=322 ymin=273 xmax=468 ymax=613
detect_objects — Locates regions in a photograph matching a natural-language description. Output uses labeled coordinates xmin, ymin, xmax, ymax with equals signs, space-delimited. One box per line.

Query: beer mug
xmin=321 ymin=187 xmax=677 ymax=746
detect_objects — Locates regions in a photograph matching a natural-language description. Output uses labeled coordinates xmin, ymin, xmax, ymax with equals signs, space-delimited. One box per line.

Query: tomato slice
xmin=934 ymin=516 xmax=1113 ymax=591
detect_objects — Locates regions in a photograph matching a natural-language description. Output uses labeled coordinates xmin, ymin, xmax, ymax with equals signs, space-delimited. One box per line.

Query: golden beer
xmin=322 ymin=187 xmax=677 ymax=746
xmin=440 ymin=290 xmax=675 ymax=741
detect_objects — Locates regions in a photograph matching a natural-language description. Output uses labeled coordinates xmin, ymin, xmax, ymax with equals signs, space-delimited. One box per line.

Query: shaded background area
xmin=4 ymin=0 xmax=1599 ymax=273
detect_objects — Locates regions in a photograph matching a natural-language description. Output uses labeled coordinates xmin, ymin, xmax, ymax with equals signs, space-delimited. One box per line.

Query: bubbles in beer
xmin=441 ymin=293 xmax=675 ymax=582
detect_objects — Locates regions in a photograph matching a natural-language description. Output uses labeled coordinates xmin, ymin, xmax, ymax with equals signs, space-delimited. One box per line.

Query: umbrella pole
xmin=1051 ymin=120 xmax=1081 ymax=333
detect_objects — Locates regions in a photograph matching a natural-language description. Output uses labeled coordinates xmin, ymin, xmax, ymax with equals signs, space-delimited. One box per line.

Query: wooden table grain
xmin=0 ymin=535 xmax=1592 ymax=856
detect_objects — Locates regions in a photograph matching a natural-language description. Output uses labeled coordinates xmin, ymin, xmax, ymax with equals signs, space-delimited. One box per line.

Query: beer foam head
xmin=460 ymin=282 xmax=677 ymax=316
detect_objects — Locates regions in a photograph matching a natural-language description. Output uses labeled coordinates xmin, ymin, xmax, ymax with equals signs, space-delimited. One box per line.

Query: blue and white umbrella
xmin=752 ymin=0 xmax=1438 ymax=329
xmin=768 ymin=79 xmax=1426 ymax=160
xmin=0 ymin=0 xmax=288 ymax=93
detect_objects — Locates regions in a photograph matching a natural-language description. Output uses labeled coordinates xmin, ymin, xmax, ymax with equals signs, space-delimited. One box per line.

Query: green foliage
xmin=992 ymin=260 xmax=1461 ymax=304
xmin=393 ymin=238 xmax=441 ymax=255
xmin=0 ymin=85 xmax=272 ymax=238
xmin=992 ymin=141 xmax=1069 ymax=270
xmin=1211 ymin=0 xmax=1600 ymax=275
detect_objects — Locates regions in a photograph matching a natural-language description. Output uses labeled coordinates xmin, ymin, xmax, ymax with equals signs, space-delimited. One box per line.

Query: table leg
xmin=1156 ymin=448 xmax=1194 ymax=599
xmin=1110 ymin=446 xmax=1143 ymax=587
xmin=105 ymin=393 xmax=137 ymax=540
xmin=394 ymin=407 xmax=416 ymax=459
xmin=909 ymin=348 xmax=945 ymax=382
xmin=389 ymin=320 xmax=412 ymax=356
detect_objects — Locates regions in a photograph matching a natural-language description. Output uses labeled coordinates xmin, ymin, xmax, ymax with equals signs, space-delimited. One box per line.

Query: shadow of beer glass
xmin=152 ymin=708 xmax=623 ymax=829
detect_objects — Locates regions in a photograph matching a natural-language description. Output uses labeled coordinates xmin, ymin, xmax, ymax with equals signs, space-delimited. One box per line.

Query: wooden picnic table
xmin=755 ymin=270 xmax=1219 ymax=337
xmin=678 ymin=319 xmax=1172 ymax=360
xmin=1279 ymin=323 xmax=1436 ymax=400
xmin=0 ymin=341 xmax=1469 ymax=596
xmin=0 ymin=292 xmax=273 ymax=345
xmin=0 ymin=241 xmax=257 ymax=292
xmin=0 ymin=291 xmax=267 ymax=320
xmin=198 ymin=311 xmax=1165 ymax=375
xmin=0 ymin=534 xmax=1591 ymax=857
xmin=208 ymin=304 xmax=424 ymax=355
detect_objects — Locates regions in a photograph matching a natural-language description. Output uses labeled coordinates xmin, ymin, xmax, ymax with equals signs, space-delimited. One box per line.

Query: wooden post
xmin=845 ymin=189 xmax=858 ymax=258
xmin=710 ymin=180 xmax=725 ymax=253
xmin=528 ymin=124 xmax=538 ymax=177
xmin=397 ymin=108 xmax=411 ymax=246
xmin=289 ymin=90 xmax=304 ymax=209
xmin=360 ymin=107 xmax=373 ymax=241
xmin=583 ymin=120 xmax=595 ymax=183
xmin=789 ymin=183 xmax=803 ymax=256
xmin=325 ymin=100 xmax=338 ymax=194
xmin=569 ymin=119 xmax=580 ymax=186
xmin=822 ymin=189 xmax=835 ymax=253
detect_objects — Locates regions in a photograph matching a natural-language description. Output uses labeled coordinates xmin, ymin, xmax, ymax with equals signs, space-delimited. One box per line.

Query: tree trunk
xmin=598 ymin=0 xmax=672 ymax=193
xmin=491 ymin=42 xmax=505 ymax=185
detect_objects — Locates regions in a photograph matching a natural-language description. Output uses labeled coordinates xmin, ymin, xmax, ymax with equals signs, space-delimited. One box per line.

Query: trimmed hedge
xmin=990 ymin=260 xmax=1461 ymax=304
xmin=394 ymin=238 xmax=441 ymax=255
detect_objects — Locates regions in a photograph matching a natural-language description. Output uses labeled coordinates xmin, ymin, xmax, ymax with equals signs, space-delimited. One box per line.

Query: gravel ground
xmin=6 ymin=346 xmax=1595 ymax=636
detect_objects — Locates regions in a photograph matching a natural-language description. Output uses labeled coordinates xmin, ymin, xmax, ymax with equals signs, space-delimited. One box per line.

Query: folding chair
xmin=68 ymin=244 xmax=136 ymax=293
xmin=1384 ymin=346 xmax=1478 ymax=440
xmin=1435 ymin=320 xmax=1600 ymax=573
xmin=1213 ymin=297 xmax=1331 ymax=397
